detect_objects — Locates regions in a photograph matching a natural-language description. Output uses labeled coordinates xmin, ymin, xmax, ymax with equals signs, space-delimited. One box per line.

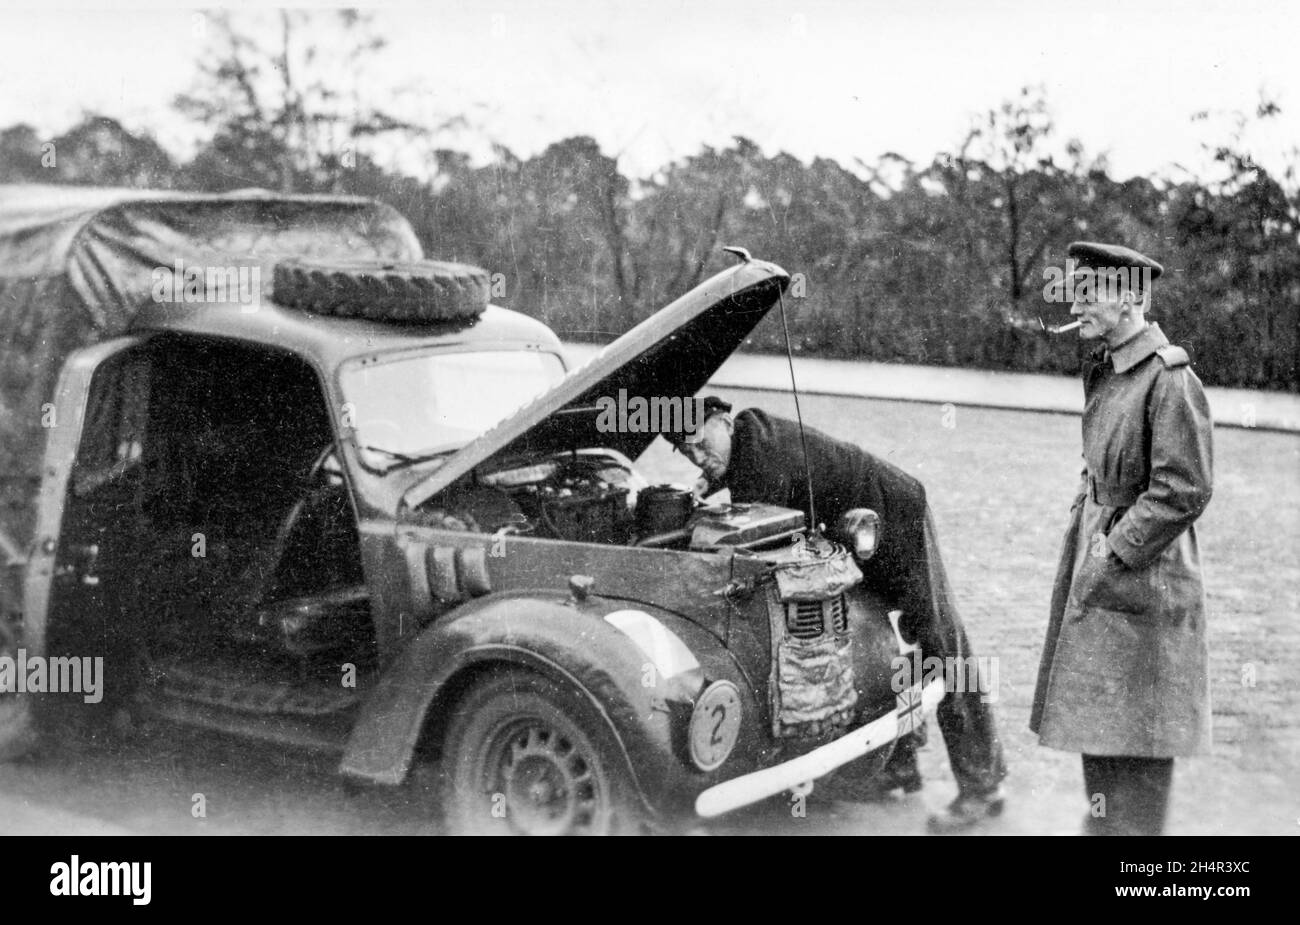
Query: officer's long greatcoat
xmin=1030 ymin=323 xmax=1214 ymax=756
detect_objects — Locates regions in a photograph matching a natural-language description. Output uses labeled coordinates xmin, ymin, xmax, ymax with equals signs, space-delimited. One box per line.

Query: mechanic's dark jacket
xmin=726 ymin=408 xmax=930 ymax=616
xmin=1030 ymin=323 xmax=1214 ymax=757
xmin=728 ymin=408 xmax=1008 ymax=794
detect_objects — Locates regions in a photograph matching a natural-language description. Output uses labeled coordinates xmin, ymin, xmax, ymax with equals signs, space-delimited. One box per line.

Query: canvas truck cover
xmin=0 ymin=183 xmax=424 ymax=549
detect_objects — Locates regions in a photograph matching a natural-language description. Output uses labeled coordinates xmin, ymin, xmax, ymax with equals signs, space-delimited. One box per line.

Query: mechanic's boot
xmin=817 ymin=749 xmax=925 ymax=803
xmin=878 ymin=757 xmax=924 ymax=795
xmin=854 ymin=754 xmax=925 ymax=802
xmin=926 ymin=786 xmax=1005 ymax=834
xmin=878 ymin=738 xmax=924 ymax=792
xmin=850 ymin=745 xmax=924 ymax=801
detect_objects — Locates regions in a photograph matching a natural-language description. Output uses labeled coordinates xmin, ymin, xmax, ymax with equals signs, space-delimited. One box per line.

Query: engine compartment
xmin=421 ymin=449 xmax=805 ymax=551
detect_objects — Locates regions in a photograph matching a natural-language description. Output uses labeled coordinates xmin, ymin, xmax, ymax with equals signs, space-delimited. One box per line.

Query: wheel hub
xmin=496 ymin=723 xmax=602 ymax=835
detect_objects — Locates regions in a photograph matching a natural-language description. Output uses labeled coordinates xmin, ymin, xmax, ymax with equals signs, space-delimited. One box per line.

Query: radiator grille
xmin=828 ymin=594 xmax=848 ymax=634
xmin=785 ymin=595 xmax=848 ymax=639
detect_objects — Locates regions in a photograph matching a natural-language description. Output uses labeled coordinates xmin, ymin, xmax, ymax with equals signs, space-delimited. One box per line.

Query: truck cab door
xmin=22 ymin=335 xmax=151 ymax=666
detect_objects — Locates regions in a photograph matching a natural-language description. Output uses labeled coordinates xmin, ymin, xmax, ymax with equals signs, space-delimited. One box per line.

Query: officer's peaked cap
xmin=1066 ymin=241 xmax=1164 ymax=282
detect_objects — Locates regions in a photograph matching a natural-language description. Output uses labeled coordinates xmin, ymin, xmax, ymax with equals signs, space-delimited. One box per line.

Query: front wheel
xmin=438 ymin=669 xmax=649 ymax=835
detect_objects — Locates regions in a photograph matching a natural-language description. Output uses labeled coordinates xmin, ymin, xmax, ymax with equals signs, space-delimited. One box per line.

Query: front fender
xmin=339 ymin=590 xmax=765 ymax=812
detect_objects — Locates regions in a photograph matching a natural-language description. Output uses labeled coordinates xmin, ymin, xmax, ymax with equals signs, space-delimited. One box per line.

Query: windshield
xmin=340 ymin=349 xmax=566 ymax=468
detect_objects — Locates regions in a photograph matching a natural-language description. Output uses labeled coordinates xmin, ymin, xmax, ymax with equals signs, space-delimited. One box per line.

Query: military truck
xmin=0 ymin=185 xmax=941 ymax=834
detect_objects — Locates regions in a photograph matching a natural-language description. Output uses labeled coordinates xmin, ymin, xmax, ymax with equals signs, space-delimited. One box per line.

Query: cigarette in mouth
xmin=1046 ymin=320 xmax=1082 ymax=334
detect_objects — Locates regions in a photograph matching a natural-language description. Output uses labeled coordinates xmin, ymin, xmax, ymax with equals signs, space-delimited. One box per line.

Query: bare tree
xmin=941 ymin=87 xmax=1094 ymax=317
xmin=174 ymin=10 xmax=421 ymax=192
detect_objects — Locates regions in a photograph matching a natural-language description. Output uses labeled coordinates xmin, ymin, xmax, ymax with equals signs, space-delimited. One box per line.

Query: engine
xmin=427 ymin=452 xmax=636 ymax=545
xmin=425 ymin=452 xmax=809 ymax=552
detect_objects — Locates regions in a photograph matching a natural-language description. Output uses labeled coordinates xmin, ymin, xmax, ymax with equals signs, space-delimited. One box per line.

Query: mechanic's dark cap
xmin=1066 ymin=241 xmax=1164 ymax=285
xmin=669 ymin=396 xmax=732 ymax=446
xmin=700 ymin=395 xmax=732 ymax=418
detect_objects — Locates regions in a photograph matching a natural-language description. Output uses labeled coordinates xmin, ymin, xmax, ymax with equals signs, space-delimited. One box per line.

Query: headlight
xmin=837 ymin=508 xmax=880 ymax=560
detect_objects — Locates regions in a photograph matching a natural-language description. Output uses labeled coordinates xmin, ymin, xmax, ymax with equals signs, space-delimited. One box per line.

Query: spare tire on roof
xmin=273 ymin=258 xmax=491 ymax=322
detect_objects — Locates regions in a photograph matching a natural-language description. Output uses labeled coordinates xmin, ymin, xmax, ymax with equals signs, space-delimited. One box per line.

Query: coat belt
xmin=1088 ymin=476 xmax=1144 ymax=507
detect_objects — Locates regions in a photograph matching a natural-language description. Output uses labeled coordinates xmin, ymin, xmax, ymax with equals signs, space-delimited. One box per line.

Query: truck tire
xmin=436 ymin=668 xmax=649 ymax=835
xmin=273 ymin=258 xmax=491 ymax=323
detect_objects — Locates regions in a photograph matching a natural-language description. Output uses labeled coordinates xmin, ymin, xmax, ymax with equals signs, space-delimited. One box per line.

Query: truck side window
xmin=71 ymin=350 xmax=152 ymax=497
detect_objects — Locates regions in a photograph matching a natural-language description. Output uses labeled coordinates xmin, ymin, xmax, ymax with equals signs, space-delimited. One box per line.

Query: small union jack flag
xmin=896 ymin=682 xmax=925 ymax=737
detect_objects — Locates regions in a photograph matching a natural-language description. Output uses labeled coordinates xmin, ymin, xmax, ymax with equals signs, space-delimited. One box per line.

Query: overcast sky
xmin=0 ymin=0 xmax=1296 ymax=183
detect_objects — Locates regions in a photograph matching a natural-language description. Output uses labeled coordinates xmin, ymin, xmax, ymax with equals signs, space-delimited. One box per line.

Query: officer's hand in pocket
xmin=1076 ymin=537 xmax=1149 ymax=615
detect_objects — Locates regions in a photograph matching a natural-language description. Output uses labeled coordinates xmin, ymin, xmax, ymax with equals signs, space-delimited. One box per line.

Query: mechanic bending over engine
xmin=668 ymin=397 xmax=1007 ymax=833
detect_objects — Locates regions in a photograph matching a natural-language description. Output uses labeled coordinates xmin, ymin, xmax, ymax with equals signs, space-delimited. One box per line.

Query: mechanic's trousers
xmin=868 ymin=510 xmax=1007 ymax=798
xmin=1081 ymin=754 xmax=1174 ymax=836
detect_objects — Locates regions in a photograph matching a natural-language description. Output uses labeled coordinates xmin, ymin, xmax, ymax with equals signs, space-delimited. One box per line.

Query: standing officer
xmin=671 ymin=400 xmax=1008 ymax=833
xmin=1031 ymin=241 xmax=1214 ymax=836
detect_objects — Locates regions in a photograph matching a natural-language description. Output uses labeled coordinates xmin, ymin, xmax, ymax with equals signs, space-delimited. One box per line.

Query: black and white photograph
xmin=0 ymin=0 xmax=1295 ymax=876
